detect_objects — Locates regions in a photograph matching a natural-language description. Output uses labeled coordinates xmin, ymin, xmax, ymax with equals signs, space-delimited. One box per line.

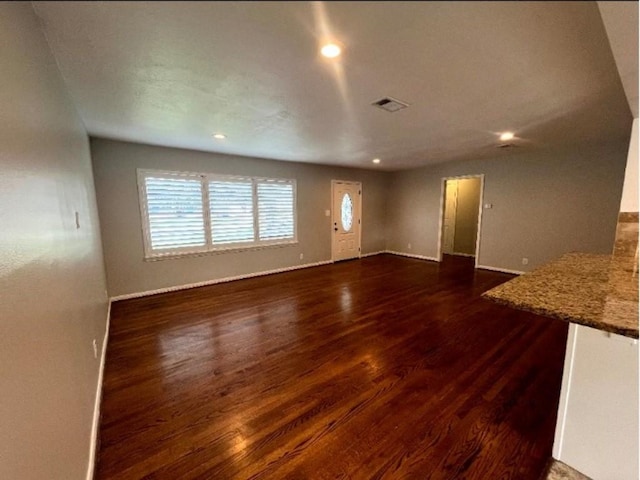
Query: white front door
xmin=443 ymin=179 xmax=458 ymax=254
xmin=332 ymin=181 xmax=361 ymax=261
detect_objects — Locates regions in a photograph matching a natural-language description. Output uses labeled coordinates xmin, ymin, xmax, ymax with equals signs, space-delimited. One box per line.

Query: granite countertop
xmin=483 ymin=252 xmax=638 ymax=339
xmin=543 ymin=460 xmax=591 ymax=480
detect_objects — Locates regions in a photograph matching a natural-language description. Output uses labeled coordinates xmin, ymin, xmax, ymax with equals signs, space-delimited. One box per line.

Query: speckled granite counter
xmin=544 ymin=460 xmax=591 ymax=480
xmin=483 ymin=252 xmax=638 ymax=339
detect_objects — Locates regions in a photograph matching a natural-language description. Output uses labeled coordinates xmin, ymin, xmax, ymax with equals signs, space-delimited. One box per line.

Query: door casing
xmin=436 ymin=174 xmax=485 ymax=267
xmin=331 ymin=180 xmax=362 ymax=262
xmin=442 ymin=179 xmax=458 ymax=254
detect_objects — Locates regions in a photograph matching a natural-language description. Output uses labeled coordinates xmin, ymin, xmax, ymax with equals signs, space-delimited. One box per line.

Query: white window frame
xmin=137 ymin=169 xmax=297 ymax=260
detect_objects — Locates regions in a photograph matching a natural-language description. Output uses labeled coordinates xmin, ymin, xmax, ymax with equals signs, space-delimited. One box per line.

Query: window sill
xmin=144 ymin=240 xmax=299 ymax=262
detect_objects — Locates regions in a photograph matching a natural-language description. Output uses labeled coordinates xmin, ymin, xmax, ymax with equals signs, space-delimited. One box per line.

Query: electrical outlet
xmin=408 ymin=243 xmax=412 ymax=250
xmin=92 ymin=339 xmax=98 ymax=359
xmin=522 ymin=257 xmax=529 ymax=265
xmin=299 ymin=253 xmax=304 ymax=260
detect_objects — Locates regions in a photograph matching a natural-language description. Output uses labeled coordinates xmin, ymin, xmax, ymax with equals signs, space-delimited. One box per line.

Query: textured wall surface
xmin=387 ymin=142 xmax=629 ymax=272
xmin=91 ymin=138 xmax=388 ymax=297
xmin=0 ymin=3 xmax=108 ymax=479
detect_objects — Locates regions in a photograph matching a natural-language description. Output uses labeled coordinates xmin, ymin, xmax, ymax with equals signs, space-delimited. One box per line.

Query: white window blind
xmin=144 ymin=175 xmax=206 ymax=251
xmin=209 ymin=179 xmax=254 ymax=245
xmin=257 ymin=180 xmax=295 ymax=241
xmin=138 ymin=169 xmax=297 ymax=259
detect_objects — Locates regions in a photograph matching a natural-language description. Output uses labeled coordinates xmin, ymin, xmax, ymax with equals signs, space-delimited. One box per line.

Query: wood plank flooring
xmin=97 ymin=254 xmax=568 ymax=479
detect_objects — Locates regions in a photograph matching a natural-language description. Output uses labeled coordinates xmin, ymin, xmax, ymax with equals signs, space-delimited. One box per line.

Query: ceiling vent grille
xmin=372 ymin=96 xmax=410 ymax=113
xmin=496 ymin=143 xmax=516 ymax=149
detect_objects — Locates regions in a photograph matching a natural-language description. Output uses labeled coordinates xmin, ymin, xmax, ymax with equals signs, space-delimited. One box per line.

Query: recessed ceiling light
xmin=372 ymin=158 xmax=381 ymax=164
xmin=213 ymin=133 xmax=226 ymax=140
xmin=499 ymin=132 xmax=514 ymax=142
xmin=320 ymin=43 xmax=342 ymax=58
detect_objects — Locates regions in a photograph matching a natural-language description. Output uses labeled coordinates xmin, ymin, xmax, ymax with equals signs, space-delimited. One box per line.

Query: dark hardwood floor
xmin=97 ymin=254 xmax=568 ymax=480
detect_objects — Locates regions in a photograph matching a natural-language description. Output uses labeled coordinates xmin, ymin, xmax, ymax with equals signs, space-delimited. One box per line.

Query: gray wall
xmin=91 ymin=139 xmax=388 ymax=297
xmin=387 ymin=142 xmax=628 ymax=272
xmin=94 ymin=137 xmax=629 ymax=295
xmin=0 ymin=3 xmax=108 ymax=480
xmin=453 ymin=178 xmax=481 ymax=256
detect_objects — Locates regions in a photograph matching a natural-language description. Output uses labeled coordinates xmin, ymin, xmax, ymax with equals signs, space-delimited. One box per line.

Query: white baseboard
xmin=451 ymin=252 xmax=476 ymax=258
xmin=385 ymin=250 xmax=439 ymax=262
xmin=110 ymin=260 xmax=334 ymax=302
xmin=109 ymin=255 xmax=523 ymax=303
xmin=360 ymin=251 xmax=386 ymax=258
xmin=87 ymin=299 xmax=111 ymax=480
xmin=476 ymin=264 xmax=525 ymax=275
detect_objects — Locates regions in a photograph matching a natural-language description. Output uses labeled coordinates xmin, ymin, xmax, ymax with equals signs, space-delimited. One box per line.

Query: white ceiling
xmin=33 ymin=1 xmax=633 ymax=170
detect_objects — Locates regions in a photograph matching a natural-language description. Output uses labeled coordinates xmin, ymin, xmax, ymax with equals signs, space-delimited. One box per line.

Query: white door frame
xmin=441 ymin=179 xmax=458 ymax=255
xmin=436 ymin=174 xmax=485 ymax=268
xmin=331 ymin=180 xmax=362 ymax=261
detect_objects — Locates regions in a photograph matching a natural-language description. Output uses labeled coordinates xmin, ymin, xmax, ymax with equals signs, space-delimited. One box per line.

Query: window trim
xmin=137 ymin=169 xmax=298 ymax=260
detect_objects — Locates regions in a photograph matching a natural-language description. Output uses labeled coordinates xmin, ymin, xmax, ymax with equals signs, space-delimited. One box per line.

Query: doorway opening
xmin=331 ymin=180 xmax=362 ymax=262
xmin=437 ymin=175 xmax=484 ymax=267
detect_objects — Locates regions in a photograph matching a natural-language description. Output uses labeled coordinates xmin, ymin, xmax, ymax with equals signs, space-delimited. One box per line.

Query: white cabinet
xmin=553 ymin=323 xmax=639 ymax=480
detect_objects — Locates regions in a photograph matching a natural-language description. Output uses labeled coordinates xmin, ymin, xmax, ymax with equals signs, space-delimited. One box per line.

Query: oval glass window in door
xmin=341 ymin=193 xmax=353 ymax=231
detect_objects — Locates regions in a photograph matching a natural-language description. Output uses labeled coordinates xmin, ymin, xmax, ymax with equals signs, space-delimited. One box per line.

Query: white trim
xmin=110 ymin=260 xmax=333 ymax=301
xmin=86 ymin=299 xmax=111 ymax=480
xmin=137 ymin=169 xmax=209 ymax=259
xmin=331 ymin=180 xmax=363 ymax=262
xmin=387 ymin=251 xmax=523 ymax=272
xmin=109 ymin=254 xmax=524 ymax=302
xmin=553 ymin=323 xmax=579 ymax=459
xmin=360 ymin=250 xmax=386 ymax=258
xmin=451 ymin=252 xmax=476 ymax=258
xmin=476 ymin=264 xmax=525 ymax=275
xmin=436 ymin=177 xmax=446 ymax=262
xmin=474 ymin=175 xmax=485 ymax=269
xmin=143 ymin=240 xmax=299 ymax=262
xmin=385 ymin=250 xmax=439 ymax=262
xmin=436 ymin=174 xmax=485 ymax=268
xmin=137 ymin=169 xmax=298 ymax=260
xmin=256 ymin=176 xmax=299 ymax=245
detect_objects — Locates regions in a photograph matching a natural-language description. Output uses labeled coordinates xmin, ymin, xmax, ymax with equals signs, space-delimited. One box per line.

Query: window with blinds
xmin=143 ymin=175 xmax=206 ymax=251
xmin=257 ymin=181 xmax=295 ymax=241
xmin=209 ymin=178 xmax=254 ymax=245
xmin=138 ymin=170 xmax=296 ymax=258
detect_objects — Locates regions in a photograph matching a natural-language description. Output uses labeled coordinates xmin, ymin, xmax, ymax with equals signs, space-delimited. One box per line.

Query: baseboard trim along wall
xmin=87 ymin=300 xmax=111 ymax=480
xmin=452 ymin=252 xmax=476 ymax=258
xmin=385 ymin=250 xmax=439 ymax=262
xmin=476 ymin=264 xmax=525 ymax=275
xmin=110 ymin=260 xmax=334 ymax=301
xmin=360 ymin=251 xmax=386 ymax=258
xmin=109 ymin=254 xmax=521 ymax=303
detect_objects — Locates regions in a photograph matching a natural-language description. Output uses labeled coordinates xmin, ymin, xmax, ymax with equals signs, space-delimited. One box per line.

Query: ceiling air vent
xmin=496 ymin=143 xmax=516 ymax=149
xmin=372 ymin=96 xmax=410 ymax=113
